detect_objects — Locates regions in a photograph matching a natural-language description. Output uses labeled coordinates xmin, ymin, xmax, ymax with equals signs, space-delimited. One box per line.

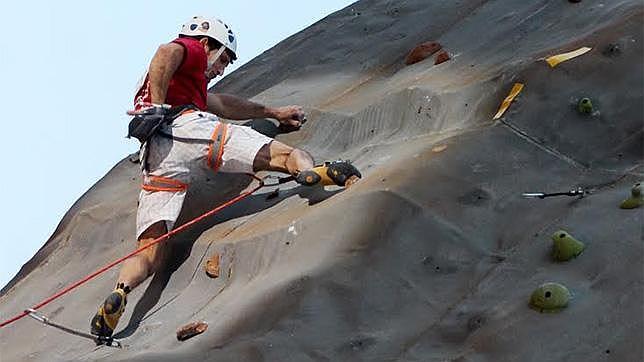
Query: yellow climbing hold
xmin=552 ymin=230 xmax=585 ymax=262
xmin=493 ymin=83 xmax=524 ymax=120
xmin=545 ymin=47 xmax=592 ymax=67
xmin=432 ymin=144 xmax=448 ymax=153
xmin=620 ymin=182 xmax=643 ymax=209
xmin=530 ymin=282 xmax=571 ymax=313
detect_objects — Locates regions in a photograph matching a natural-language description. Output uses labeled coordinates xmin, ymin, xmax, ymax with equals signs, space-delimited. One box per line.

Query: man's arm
xmin=207 ymin=93 xmax=305 ymax=126
xmin=207 ymin=93 xmax=277 ymax=120
xmin=148 ymin=43 xmax=184 ymax=104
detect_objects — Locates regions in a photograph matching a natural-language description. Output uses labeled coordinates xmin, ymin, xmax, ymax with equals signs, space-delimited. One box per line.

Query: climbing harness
xmin=127 ymin=104 xmax=198 ymax=144
xmin=130 ymin=105 xmax=229 ymax=174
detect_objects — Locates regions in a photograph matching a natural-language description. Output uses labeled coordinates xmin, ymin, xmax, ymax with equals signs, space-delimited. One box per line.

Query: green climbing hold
xmin=620 ymin=182 xmax=643 ymax=209
xmin=529 ymin=282 xmax=571 ymax=313
xmin=552 ymin=230 xmax=585 ymax=261
xmin=577 ymin=98 xmax=593 ymax=114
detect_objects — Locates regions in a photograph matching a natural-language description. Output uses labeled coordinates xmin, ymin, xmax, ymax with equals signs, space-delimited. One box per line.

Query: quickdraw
xmin=522 ymin=187 xmax=586 ymax=199
xmin=25 ymin=309 xmax=122 ymax=348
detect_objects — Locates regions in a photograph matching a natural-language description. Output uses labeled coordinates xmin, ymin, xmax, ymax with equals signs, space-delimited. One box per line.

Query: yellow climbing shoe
xmin=90 ymin=286 xmax=128 ymax=338
xmin=295 ymin=160 xmax=362 ymax=187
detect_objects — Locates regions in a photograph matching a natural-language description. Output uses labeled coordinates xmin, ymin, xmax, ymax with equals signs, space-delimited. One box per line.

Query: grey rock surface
xmin=1 ymin=1 xmax=642 ymax=361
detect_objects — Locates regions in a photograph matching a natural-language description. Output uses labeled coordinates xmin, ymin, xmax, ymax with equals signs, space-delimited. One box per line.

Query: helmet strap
xmin=210 ymin=46 xmax=226 ymax=65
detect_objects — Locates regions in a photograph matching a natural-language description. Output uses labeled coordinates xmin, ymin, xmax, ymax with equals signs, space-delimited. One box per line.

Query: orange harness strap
xmin=143 ymin=120 xmax=226 ymax=192
xmin=142 ymin=175 xmax=188 ymax=192
xmin=207 ymin=123 xmax=229 ymax=173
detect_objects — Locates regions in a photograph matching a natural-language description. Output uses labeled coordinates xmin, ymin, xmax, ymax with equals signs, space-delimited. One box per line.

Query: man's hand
xmin=270 ymin=105 xmax=306 ymax=128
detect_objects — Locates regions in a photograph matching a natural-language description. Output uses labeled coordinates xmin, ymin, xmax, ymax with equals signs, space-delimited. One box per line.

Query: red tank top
xmin=134 ymin=37 xmax=208 ymax=111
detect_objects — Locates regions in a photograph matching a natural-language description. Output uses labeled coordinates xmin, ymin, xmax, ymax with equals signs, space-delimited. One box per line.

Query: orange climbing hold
xmin=493 ymin=83 xmax=524 ymax=120
xmin=545 ymin=47 xmax=592 ymax=67
xmin=205 ymin=253 xmax=221 ymax=278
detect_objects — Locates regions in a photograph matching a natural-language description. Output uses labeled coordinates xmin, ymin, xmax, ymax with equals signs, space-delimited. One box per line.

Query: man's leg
xmin=253 ymin=141 xmax=361 ymax=187
xmin=252 ymin=140 xmax=314 ymax=175
xmin=116 ymin=221 xmax=168 ymax=289
xmin=90 ymin=221 xmax=168 ymax=338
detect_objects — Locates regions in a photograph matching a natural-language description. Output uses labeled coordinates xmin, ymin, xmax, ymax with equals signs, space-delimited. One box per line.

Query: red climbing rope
xmin=0 ymin=175 xmax=265 ymax=328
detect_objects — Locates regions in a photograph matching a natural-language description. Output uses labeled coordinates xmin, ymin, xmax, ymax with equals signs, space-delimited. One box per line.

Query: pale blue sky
xmin=0 ymin=1 xmax=355 ymax=289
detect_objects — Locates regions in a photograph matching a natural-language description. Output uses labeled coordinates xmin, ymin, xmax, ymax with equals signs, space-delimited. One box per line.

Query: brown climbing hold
xmin=434 ymin=50 xmax=451 ymax=65
xmin=176 ymin=321 xmax=208 ymax=341
xmin=432 ymin=144 xmax=448 ymax=153
xmin=405 ymin=41 xmax=442 ymax=65
xmin=205 ymin=253 xmax=220 ymax=278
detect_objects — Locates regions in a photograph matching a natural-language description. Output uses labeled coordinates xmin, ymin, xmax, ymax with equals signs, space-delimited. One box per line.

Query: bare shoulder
xmin=157 ymin=42 xmax=184 ymax=55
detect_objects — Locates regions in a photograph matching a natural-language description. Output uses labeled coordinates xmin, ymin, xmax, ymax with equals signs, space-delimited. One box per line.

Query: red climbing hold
xmin=177 ymin=321 xmax=208 ymax=341
xmin=434 ymin=50 xmax=451 ymax=65
xmin=405 ymin=41 xmax=442 ymax=65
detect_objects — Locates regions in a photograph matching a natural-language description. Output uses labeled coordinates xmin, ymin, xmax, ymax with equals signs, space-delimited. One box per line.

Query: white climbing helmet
xmin=179 ymin=16 xmax=237 ymax=61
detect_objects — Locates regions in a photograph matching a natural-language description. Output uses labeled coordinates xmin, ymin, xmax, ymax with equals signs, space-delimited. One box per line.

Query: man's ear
xmin=199 ymin=37 xmax=210 ymax=52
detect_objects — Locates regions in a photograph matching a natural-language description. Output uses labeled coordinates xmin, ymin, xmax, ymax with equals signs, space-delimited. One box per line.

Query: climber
xmin=90 ymin=16 xmax=361 ymax=339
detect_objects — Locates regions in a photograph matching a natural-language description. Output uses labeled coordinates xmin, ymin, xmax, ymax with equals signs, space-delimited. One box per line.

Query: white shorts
xmin=135 ymin=111 xmax=272 ymax=238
